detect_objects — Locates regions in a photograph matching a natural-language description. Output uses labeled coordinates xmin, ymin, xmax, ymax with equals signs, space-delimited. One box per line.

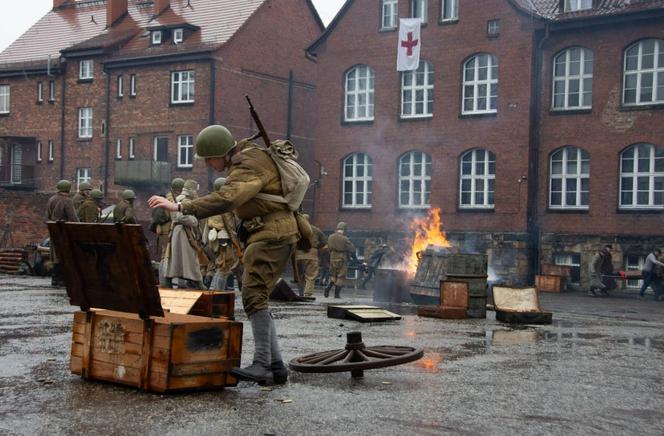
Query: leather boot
xmin=324 ymin=282 xmax=333 ymax=297
xmin=268 ymin=312 xmax=288 ymax=384
xmin=334 ymin=285 xmax=342 ymax=298
xmin=230 ymin=310 xmax=274 ymax=385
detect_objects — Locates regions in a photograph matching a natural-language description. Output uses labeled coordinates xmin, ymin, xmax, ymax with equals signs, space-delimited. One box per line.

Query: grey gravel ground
xmin=0 ymin=275 xmax=663 ymax=436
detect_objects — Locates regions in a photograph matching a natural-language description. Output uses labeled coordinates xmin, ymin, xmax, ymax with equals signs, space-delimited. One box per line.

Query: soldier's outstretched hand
xmin=148 ymin=195 xmax=178 ymax=212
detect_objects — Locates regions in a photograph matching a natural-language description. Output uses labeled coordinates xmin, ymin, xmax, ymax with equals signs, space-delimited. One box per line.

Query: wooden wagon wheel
xmin=289 ymin=331 xmax=424 ymax=378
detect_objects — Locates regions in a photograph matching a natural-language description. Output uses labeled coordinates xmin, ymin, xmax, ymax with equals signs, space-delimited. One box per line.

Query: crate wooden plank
xmin=327 ymin=305 xmax=401 ymax=322
xmin=440 ymin=281 xmax=469 ymax=308
xmin=417 ymin=305 xmax=467 ymax=319
xmin=536 ymin=275 xmax=563 ymax=293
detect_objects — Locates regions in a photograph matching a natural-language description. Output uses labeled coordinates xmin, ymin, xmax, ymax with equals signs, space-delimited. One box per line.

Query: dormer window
xmin=79 ymin=60 xmax=93 ymax=80
xmin=173 ymin=28 xmax=184 ymax=44
xmin=152 ymin=31 xmax=162 ymax=45
xmin=564 ymin=0 xmax=592 ymax=12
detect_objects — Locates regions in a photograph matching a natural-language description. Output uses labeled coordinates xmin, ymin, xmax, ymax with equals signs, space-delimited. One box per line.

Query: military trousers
xmin=329 ymin=258 xmax=348 ymax=286
xmin=241 ymin=239 xmax=294 ymax=316
xmin=297 ymin=259 xmax=319 ymax=297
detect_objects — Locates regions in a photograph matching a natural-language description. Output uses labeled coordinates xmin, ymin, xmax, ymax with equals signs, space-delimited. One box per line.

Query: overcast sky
xmin=0 ymin=0 xmax=346 ymax=53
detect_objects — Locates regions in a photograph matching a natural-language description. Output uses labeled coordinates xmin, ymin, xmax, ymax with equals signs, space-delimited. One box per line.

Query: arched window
xmin=620 ymin=143 xmax=664 ymax=209
xmin=549 ymin=147 xmax=589 ymax=209
xmin=553 ymin=47 xmax=593 ymax=110
xmin=460 ymin=149 xmax=495 ymax=209
xmin=399 ymin=151 xmax=431 ymax=208
xmin=462 ymin=54 xmax=498 ymax=114
xmin=623 ymin=39 xmax=664 ymax=106
xmin=345 ymin=65 xmax=375 ymax=122
xmin=401 ymin=61 xmax=434 ymax=118
xmin=342 ymin=153 xmax=373 ymax=208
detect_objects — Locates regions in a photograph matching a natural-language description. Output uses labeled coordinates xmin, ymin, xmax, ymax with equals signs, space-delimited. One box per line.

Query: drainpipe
xmin=103 ymin=67 xmax=111 ymax=193
xmin=207 ymin=59 xmax=216 ymax=191
xmin=287 ymin=70 xmax=293 ymax=140
xmin=59 ymin=60 xmax=67 ymax=180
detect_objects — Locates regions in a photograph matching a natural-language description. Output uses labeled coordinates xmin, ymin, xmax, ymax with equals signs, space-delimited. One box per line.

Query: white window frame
xmin=401 ymin=61 xmax=434 ymax=119
xmin=0 ymin=85 xmax=9 ymax=114
xmin=79 ymin=59 xmax=93 ymax=80
xmin=345 ymin=66 xmax=375 ymax=122
xmin=549 ymin=147 xmax=590 ymax=210
xmin=117 ymin=75 xmax=124 ymax=98
xmin=462 ymin=54 xmax=498 ymax=115
xmin=342 ymin=153 xmax=373 ymax=209
xmin=37 ymin=82 xmax=43 ymax=103
xmin=460 ymin=149 xmax=496 ymax=209
xmin=37 ymin=141 xmax=42 ymax=162
xmin=78 ymin=107 xmax=93 ymax=138
xmin=381 ymin=0 xmax=398 ymax=29
xmin=564 ymin=0 xmax=592 ymax=12
xmin=48 ymin=80 xmax=55 ymax=101
xmin=130 ymin=74 xmax=136 ymax=97
xmin=625 ymin=255 xmax=645 ymax=289
xmin=48 ymin=140 xmax=54 ymax=162
xmin=623 ymin=39 xmax=664 ymax=106
xmin=173 ymin=28 xmax=184 ymax=44
xmin=487 ymin=19 xmax=499 ymax=37
xmin=411 ymin=0 xmax=427 ymax=22
xmin=554 ymin=253 xmax=581 ymax=285
xmin=128 ymin=137 xmax=136 ymax=159
xmin=399 ymin=151 xmax=432 ymax=209
xmin=619 ymin=143 xmax=664 ymax=209
xmin=152 ymin=31 xmax=162 ymax=45
xmin=76 ymin=168 xmax=91 ymax=190
xmin=171 ymin=71 xmax=195 ymax=104
xmin=441 ymin=0 xmax=458 ymax=22
xmin=116 ymin=139 xmax=122 ymax=160
xmin=553 ymin=47 xmax=593 ymax=110
xmin=177 ymin=135 xmax=194 ymax=168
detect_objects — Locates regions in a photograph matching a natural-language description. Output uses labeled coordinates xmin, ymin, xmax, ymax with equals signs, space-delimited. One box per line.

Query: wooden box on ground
xmin=535 ymin=274 xmax=563 ymax=293
xmin=327 ymin=305 xmax=401 ymax=322
xmin=492 ymin=286 xmax=552 ymax=325
xmin=416 ymin=305 xmax=467 ymax=320
xmin=47 ymin=222 xmax=243 ymax=392
xmin=159 ymin=288 xmax=235 ymax=319
xmin=540 ymin=264 xmax=571 ymax=278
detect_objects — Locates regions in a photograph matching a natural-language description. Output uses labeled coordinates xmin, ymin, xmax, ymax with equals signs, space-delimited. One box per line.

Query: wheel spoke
xmin=319 ymin=350 xmax=348 ymax=365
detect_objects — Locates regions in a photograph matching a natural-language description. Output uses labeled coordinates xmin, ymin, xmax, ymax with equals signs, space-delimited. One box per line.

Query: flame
xmin=406 ymin=208 xmax=450 ymax=274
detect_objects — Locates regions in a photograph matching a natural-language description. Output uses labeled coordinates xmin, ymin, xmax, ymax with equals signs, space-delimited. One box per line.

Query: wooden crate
xmin=440 ymin=280 xmax=469 ymax=308
xmin=493 ymin=286 xmax=552 ymax=325
xmin=535 ymin=274 xmax=563 ymax=293
xmin=159 ymin=289 xmax=235 ymax=319
xmin=71 ymin=310 xmax=242 ymax=392
xmin=417 ymin=305 xmax=467 ymax=320
xmin=541 ymin=264 xmax=572 ymax=278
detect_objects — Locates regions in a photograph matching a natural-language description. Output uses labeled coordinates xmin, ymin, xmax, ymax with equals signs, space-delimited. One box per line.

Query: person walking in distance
xmin=295 ymin=214 xmax=326 ymax=298
xmin=325 ymin=222 xmax=355 ymax=298
xmin=638 ymin=248 xmax=664 ymax=300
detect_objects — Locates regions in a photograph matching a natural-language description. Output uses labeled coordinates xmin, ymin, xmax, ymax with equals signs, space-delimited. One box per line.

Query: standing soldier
xmin=155 ymin=178 xmax=185 ymax=286
xmin=295 ymin=214 xmax=326 ymax=298
xmin=325 ymin=222 xmax=356 ymax=298
xmin=71 ymin=181 xmax=92 ymax=212
xmin=78 ymin=188 xmax=103 ymax=223
xmin=46 ymin=180 xmax=79 ymax=286
xmin=113 ymin=189 xmax=137 ymax=224
xmin=149 ymin=125 xmax=299 ymax=386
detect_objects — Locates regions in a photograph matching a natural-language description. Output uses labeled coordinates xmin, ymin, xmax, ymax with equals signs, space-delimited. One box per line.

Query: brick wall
xmin=0 ymin=190 xmax=50 ymax=247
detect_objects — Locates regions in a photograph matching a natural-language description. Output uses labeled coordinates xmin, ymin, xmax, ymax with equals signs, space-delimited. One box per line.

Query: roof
xmin=510 ymin=0 xmax=664 ymax=21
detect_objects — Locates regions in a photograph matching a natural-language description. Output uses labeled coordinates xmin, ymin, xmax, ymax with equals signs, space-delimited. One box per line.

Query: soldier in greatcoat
xmin=113 ymin=189 xmax=137 ymax=224
xmin=71 ymin=181 xmax=92 ymax=213
xmin=325 ymin=222 xmax=356 ymax=298
xmin=46 ymin=179 xmax=79 ymax=286
xmin=149 ymin=125 xmax=298 ymax=386
xmin=78 ymin=189 xmax=103 ymax=223
xmin=295 ymin=214 xmax=326 ymax=298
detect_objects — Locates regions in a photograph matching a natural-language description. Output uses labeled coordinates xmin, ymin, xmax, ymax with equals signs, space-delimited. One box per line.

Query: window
xmin=381 ymin=0 xmax=398 ymax=29
xmin=441 ymin=0 xmax=458 ymax=21
xmin=401 ymin=61 xmax=434 ymax=118
xmin=553 ymin=47 xmax=593 ymax=110
xmin=117 ymin=75 xmax=124 ymax=98
xmin=129 ymin=137 xmax=136 ymax=159
xmin=625 ymin=255 xmax=645 ymax=289
xmin=487 ymin=19 xmax=499 ymax=37
xmin=411 ymin=0 xmax=427 ymax=22
xmin=173 ymin=28 xmax=183 ymax=44
xmin=0 ymin=85 xmax=9 ymax=114
xmin=620 ymin=143 xmax=664 ymax=209
xmin=130 ymin=74 xmax=136 ymax=97
xmin=37 ymin=82 xmax=43 ymax=103
xmin=48 ymin=140 xmax=54 ymax=162
xmin=152 ymin=31 xmax=162 ymax=45
xmin=37 ymin=142 xmax=42 ymax=162
xmin=48 ymin=81 xmax=55 ymax=102
xmin=171 ymin=71 xmax=195 ymax=104
xmin=549 ymin=147 xmax=589 ymax=209
xmin=116 ymin=139 xmax=122 ymax=160
xmin=9 ymin=144 xmax=22 ymax=184
xmin=178 ymin=135 xmax=194 ymax=168
xmin=79 ymin=60 xmax=93 ymax=80
xmin=463 ymin=54 xmax=498 ymax=114
xmin=78 ymin=108 xmax=93 ymax=138
xmin=564 ymin=0 xmax=592 ymax=12
xmin=345 ymin=66 xmax=375 ymax=122
xmin=623 ymin=39 xmax=664 ymax=106
xmin=554 ymin=253 xmax=581 ymax=285
xmin=460 ymin=149 xmax=496 ymax=209
xmin=346 ymin=247 xmax=364 ymax=279
xmin=154 ymin=136 xmax=168 ymax=161
xmin=399 ymin=151 xmax=432 ymax=208
xmin=342 ymin=153 xmax=373 ymax=209
xmin=76 ymin=168 xmax=91 ymax=190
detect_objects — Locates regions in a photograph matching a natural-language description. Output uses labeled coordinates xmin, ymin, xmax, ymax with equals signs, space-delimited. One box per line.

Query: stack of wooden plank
xmin=536 ymin=264 xmax=572 ymax=293
xmin=0 ymin=249 xmax=25 ymax=274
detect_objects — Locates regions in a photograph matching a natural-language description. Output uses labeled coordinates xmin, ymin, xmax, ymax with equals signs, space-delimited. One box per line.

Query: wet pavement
xmin=0 ymin=275 xmax=663 ymax=435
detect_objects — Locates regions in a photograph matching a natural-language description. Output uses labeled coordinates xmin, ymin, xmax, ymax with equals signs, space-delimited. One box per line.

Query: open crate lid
xmin=492 ymin=286 xmax=542 ymax=313
xmin=47 ymin=222 xmax=164 ymax=318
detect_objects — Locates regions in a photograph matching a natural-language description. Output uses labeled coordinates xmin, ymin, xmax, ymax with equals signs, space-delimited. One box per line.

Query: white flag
xmin=397 ymin=19 xmax=422 ymax=72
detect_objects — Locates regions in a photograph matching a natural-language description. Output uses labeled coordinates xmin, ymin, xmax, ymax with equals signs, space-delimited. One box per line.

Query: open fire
xmin=405 ymin=207 xmax=451 ymax=274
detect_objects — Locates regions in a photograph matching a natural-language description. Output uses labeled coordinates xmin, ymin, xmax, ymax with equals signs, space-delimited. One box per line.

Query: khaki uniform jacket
xmin=327 ymin=232 xmax=355 ymax=261
xmin=72 ymin=192 xmax=85 ymax=212
xmin=113 ymin=199 xmax=136 ymax=224
xmin=182 ymin=141 xmax=298 ymax=245
xmin=296 ymin=225 xmax=326 ymax=261
xmin=46 ymin=193 xmax=79 ymax=222
xmin=78 ymin=197 xmax=99 ymax=223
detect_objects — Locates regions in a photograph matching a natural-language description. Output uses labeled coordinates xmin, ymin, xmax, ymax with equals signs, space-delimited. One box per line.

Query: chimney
xmin=53 ymin=0 xmax=68 ymax=8
xmin=107 ymin=0 xmax=128 ymax=27
xmin=154 ymin=0 xmax=170 ymax=15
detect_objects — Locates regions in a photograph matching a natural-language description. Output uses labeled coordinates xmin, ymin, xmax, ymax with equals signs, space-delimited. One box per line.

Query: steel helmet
xmin=90 ymin=189 xmax=103 ymax=199
xmin=195 ymin=125 xmax=236 ymax=159
xmin=79 ymin=181 xmax=92 ymax=191
xmin=171 ymin=178 xmax=185 ymax=191
xmin=213 ymin=177 xmax=227 ymax=191
xmin=56 ymin=180 xmax=72 ymax=193
xmin=184 ymin=179 xmax=199 ymax=192
xmin=337 ymin=221 xmax=347 ymax=230
xmin=122 ymin=189 xmax=136 ymax=200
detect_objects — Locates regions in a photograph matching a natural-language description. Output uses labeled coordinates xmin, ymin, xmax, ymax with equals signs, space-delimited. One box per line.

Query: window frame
xmin=344 ymin=65 xmax=375 ymax=122
xmin=462 ymin=54 xmax=498 ymax=115
xmin=623 ymin=39 xmax=664 ymax=107
xmin=177 ymin=135 xmax=194 ymax=169
xmin=554 ymin=253 xmax=581 ymax=285
xmin=619 ymin=143 xmax=664 ymax=210
xmin=487 ymin=19 xmax=500 ymax=37
xmin=399 ymin=151 xmax=432 ymax=209
xmin=37 ymin=81 xmax=43 ymax=103
xmin=79 ymin=59 xmax=93 ymax=80
xmin=48 ymin=80 xmax=55 ymax=102
xmin=171 ymin=70 xmax=195 ymax=104
xmin=459 ymin=149 xmax=496 ymax=210
xmin=76 ymin=168 xmax=91 ymax=190
xmin=130 ymin=74 xmax=137 ymax=97
xmin=78 ymin=107 xmax=93 ymax=139
xmin=401 ymin=61 xmax=434 ymax=119
xmin=0 ymin=85 xmax=10 ymax=114
xmin=342 ymin=153 xmax=374 ymax=209
xmin=116 ymin=138 xmax=122 ymax=160
xmin=48 ymin=140 xmax=54 ymax=162
xmin=117 ymin=75 xmax=124 ymax=98
xmin=552 ymin=47 xmax=593 ymax=111
xmin=37 ymin=141 xmax=42 ymax=163
xmin=173 ymin=28 xmax=184 ymax=44
xmin=625 ymin=255 xmax=645 ymax=289
xmin=564 ymin=0 xmax=593 ymax=12
xmin=381 ymin=0 xmax=399 ymax=30
xmin=128 ymin=137 xmax=136 ymax=159
xmin=152 ymin=31 xmax=162 ymax=45
xmin=441 ymin=0 xmax=458 ymax=22
xmin=410 ymin=0 xmax=428 ymax=22
xmin=549 ymin=146 xmax=590 ymax=210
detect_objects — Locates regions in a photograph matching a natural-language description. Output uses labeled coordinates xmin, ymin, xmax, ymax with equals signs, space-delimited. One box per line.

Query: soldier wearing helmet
xmin=325 ymin=221 xmax=356 ymax=298
xmin=78 ymin=188 xmax=103 ymax=223
xmin=46 ymin=180 xmax=79 ymax=286
xmin=113 ymin=189 xmax=137 ymax=224
xmin=72 ymin=181 xmax=93 ymax=212
xmin=149 ymin=124 xmax=299 ymax=386
xmin=294 ymin=214 xmax=326 ymax=298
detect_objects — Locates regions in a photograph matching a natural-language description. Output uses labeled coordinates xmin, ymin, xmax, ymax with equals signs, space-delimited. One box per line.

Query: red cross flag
xmin=397 ymin=18 xmax=422 ymax=71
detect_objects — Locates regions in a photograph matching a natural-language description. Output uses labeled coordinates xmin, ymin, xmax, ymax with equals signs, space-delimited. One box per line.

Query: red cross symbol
xmin=401 ymin=32 xmax=419 ymax=56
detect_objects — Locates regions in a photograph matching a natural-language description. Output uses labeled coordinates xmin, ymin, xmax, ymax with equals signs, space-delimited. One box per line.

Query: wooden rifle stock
xmin=245 ymin=95 xmax=271 ymax=148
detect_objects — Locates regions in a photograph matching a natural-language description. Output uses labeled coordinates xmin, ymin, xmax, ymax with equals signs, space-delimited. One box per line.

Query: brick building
xmin=307 ymin=0 xmax=664 ymax=288
xmin=0 ymin=0 xmax=323 ymax=246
